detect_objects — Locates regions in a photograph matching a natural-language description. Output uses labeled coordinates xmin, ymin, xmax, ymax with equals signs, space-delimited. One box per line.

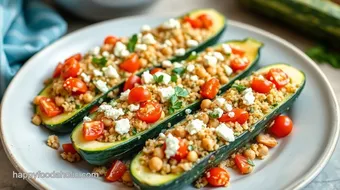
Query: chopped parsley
xmin=127 ymin=34 xmax=138 ymax=52
xmin=132 ymin=128 xmax=137 ymax=135
xmin=187 ymin=51 xmax=198 ymax=61
xmin=92 ymin=57 xmax=107 ymax=67
xmin=172 ymin=67 xmax=186 ymax=76
xmin=209 ymin=112 xmax=219 ymax=119
xmin=168 ymin=87 xmax=188 ymax=114
xmin=232 ymin=83 xmax=247 ymax=92
xmin=171 ymin=74 xmax=178 ymax=82
xmin=153 ymin=74 xmax=164 ymax=84
xmin=247 ymin=158 xmax=255 ymax=166
xmin=175 ymin=86 xmax=189 ymax=97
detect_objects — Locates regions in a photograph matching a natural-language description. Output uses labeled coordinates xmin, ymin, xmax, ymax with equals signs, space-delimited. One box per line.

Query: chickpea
xmin=173 ymin=128 xmax=187 ymax=138
xmin=242 ymin=165 xmax=254 ymax=174
xmin=33 ymin=96 xmax=43 ymax=105
xmin=208 ymin=119 xmax=219 ymax=128
xmin=32 ymin=114 xmax=42 ymax=125
xmin=196 ymin=67 xmax=208 ymax=78
xmin=153 ymin=147 xmax=165 ymax=159
xmin=187 ymin=151 xmax=198 ymax=162
xmin=171 ymin=166 xmax=183 ymax=174
xmin=197 ymin=113 xmax=209 ymax=124
xmin=122 ymin=171 xmax=132 ymax=183
xmin=149 ymin=157 xmax=163 ymax=172
xmin=206 ymin=67 xmax=217 ymax=75
xmin=83 ymin=92 xmax=93 ymax=104
xmin=54 ymin=96 xmax=65 ymax=107
xmin=161 ymin=47 xmax=173 ymax=56
xmin=140 ymin=58 xmax=148 ymax=68
xmin=257 ymin=144 xmax=269 ymax=159
xmin=101 ymin=117 xmax=112 ymax=127
xmin=244 ymin=149 xmax=256 ymax=160
xmin=256 ymin=133 xmax=277 ymax=148
xmin=202 ymin=138 xmax=215 ymax=151
xmin=160 ymin=111 xmax=165 ymax=120
xmin=220 ymin=76 xmax=229 ymax=84
xmin=200 ymin=99 xmax=212 ymax=110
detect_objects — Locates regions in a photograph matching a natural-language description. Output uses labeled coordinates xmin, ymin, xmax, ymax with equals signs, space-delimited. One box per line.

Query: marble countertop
xmin=1 ymin=0 xmax=339 ymax=189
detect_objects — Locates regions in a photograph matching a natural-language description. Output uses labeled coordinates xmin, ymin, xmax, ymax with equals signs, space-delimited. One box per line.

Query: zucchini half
xmin=130 ymin=64 xmax=306 ymax=190
xmin=35 ymin=8 xmax=227 ymax=133
xmin=71 ymin=38 xmax=264 ymax=165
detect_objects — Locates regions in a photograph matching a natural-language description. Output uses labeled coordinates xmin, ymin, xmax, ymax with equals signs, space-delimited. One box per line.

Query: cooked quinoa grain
xmin=60 ymin=152 xmax=81 ymax=163
xmin=46 ymin=135 xmax=59 ymax=149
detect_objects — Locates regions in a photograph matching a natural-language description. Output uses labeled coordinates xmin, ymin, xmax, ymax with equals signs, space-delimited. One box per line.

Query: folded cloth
xmin=0 ymin=0 xmax=67 ymax=99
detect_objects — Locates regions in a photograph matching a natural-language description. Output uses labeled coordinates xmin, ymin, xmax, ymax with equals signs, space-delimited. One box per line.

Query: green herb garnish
xmin=306 ymin=45 xmax=340 ymax=68
xmin=187 ymin=51 xmax=198 ymax=61
xmin=127 ymin=34 xmax=138 ymax=52
xmin=188 ymin=145 xmax=195 ymax=151
xmin=171 ymin=74 xmax=178 ymax=82
xmin=153 ymin=74 xmax=164 ymax=84
xmin=75 ymin=104 xmax=81 ymax=109
xmin=132 ymin=128 xmax=137 ymax=135
xmin=232 ymin=83 xmax=247 ymax=92
xmin=209 ymin=112 xmax=219 ymax=118
xmin=247 ymin=159 xmax=255 ymax=166
xmin=92 ymin=57 xmax=107 ymax=67
xmin=168 ymin=87 xmax=188 ymax=114
xmin=175 ymin=86 xmax=189 ymax=97
xmin=172 ymin=67 xmax=186 ymax=76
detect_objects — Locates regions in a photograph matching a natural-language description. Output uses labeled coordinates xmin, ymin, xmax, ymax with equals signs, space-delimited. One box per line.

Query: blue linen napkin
xmin=0 ymin=0 xmax=67 ymax=99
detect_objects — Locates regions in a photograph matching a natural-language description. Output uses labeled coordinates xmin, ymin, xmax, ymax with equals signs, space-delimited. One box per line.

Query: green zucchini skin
xmin=240 ymin=0 xmax=340 ymax=48
xmin=37 ymin=8 xmax=227 ymax=133
xmin=130 ymin=64 xmax=306 ymax=190
xmin=71 ymin=38 xmax=264 ymax=165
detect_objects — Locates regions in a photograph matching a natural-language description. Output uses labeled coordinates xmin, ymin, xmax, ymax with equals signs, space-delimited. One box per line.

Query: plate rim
xmin=1 ymin=15 xmax=339 ymax=190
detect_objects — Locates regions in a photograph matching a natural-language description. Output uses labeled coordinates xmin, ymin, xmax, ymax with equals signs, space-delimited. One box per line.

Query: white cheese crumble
xmin=158 ymin=86 xmax=175 ymax=102
xmin=243 ymin=88 xmax=255 ymax=105
xmin=173 ymin=62 xmax=183 ymax=68
xmin=162 ymin=18 xmax=180 ymax=29
xmin=114 ymin=41 xmax=129 ymax=57
xmin=135 ymin=44 xmax=148 ymax=51
xmin=186 ymin=39 xmax=199 ymax=47
xmin=223 ymin=65 xmax=233 ymax=76
xmin=190 ymin=75 xmax=198 ymax=81
xmin=216 ymin=123 xmax=235 ymax=142
xmin=93 ymin=69 xmax=103 ymax=77
xmin=115 ymin=118 xmax=130 ymax=135
xmin=224 ymin=103 xmax=233 ymax=112
xmin=91 ymin=46 xmax=100 ymax=55
xmin=212 ymin=108 xmax=224 ymax=118
xmin=141 ymin=70 xmax=154 ymax=84
xmin=81 ymin=73 xmax=91 ymax=83
xmin=228 ymin=111 xmax=235 ymax=118
xmin=94 ymin=80 xmax=109 ymax=93
xmin=222 ymin=44 xmax=232 ymax=55
xmin=186 ymin=119 xmax=206 ymax=135
xmin=105 ymin=107 xmax=124 ymax=120
xmin=120 ymin=49 xmax=130 ymax=58
xmin=165 ymin=133 xmax=180 ymax=158
xmin=154 ymin=72 xmax=171 ymax=84
xmin=128 ymin=104 xmax=140 ymax=112
xmin=186 ymin=64 xmax=195 ymax=72
xmin=162 ymin=60 xmax=172 ymax=68
xmin=164 ymin=40 xmax=172 ymax=47
xmin=213 ymin=52 xmax=225 ymax=61
xmin=142 ymin=33 xmax=157 ymax=44
xmin=102 ymin=65 xmax=119 ymax=78
xmin=159 ymin=133 xmax=166 ymax=138
xmin=216 ymin=97 xmax=226 ymax=106
xmin=83 ymin=116 xmax=92 ymax=122
xmin=204 ymin=55 xmax=217 ymax=67
xmin=120 ymin=89 xmax=130 ymax=101
xmin=185 ymin=109 xmax=192 ymax=114
xmin=175 ymin=48 xmax=186 ymax=56
xmin=102 ymin=51 xmax=110 ymax=57
xmin=141 ymin=24 xmax=151 ymax=32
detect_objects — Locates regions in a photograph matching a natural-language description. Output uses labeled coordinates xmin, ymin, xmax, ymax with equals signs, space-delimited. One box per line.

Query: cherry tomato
xmin=53 ymin=62 xmax=64 ymax=78
xmin=200 ymin=78 xmax=220 ymax=99
xmin=61 ymin=58 xmax=80 ymax=79
xmin=150 ymin=68 xmax=163 ymax=75
xmin=269 ymin=115 xmax=293 ymax=137
xmin=82 ymin=121 xmax=104 ymax=141
xmin=123 ymin=75 xmax=141 ymax=91
xmin=230 ymin=57 xmax=249 ymax=71
xmin=162 ymin=138 xmax=188 ymax=161
xmin=183 ymin=16 xmax=203 ymax=28
xmin=219 ymin=108 xmax=249 ymax=124
xmin=89 ymin=105 xmax=99 ymax=114
xmin=251 ymin=78 xmax=273 ymax=93
xmin=266 ymin=68 xmax=290 ymax=89
xmin=231 ymin=47 xmax=245 ymax=57
xmin=65 ymin=53 xmax=82 ymax=62
xmin=119 ymin=53 xmax=141 ymax=73
xmin=63 ymin=77 xmax=88 ymax=94
xmin=198 ymin=14 xmax=213 ymax=28
xmin=39 ymin=97 xmax=63 ymax=117
xmin=105 ymin=160 xmax=127 ymax=182
xmin=137 ymin=101 xmax=162 ymax=123
xmin=234 ymin=154 xmax=253 ymax=174
xmin=206 ymin=167 xmax=230 ymax=187
xmin=62 ymin=143 xmax=77 ymax=154
xmin=128 ymin=86 xmax=151 ymax=104
xmin=104 ymin=35 xmax=118 ymax=45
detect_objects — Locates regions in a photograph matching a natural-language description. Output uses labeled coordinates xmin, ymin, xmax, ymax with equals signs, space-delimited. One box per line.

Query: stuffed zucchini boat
xmin=71 ymin=38 xmax=264 ymax=165
xmin=32 ymin=8 xmax=226 ymax=133
xmin=130 ymin=64 xmax=306 ymax=189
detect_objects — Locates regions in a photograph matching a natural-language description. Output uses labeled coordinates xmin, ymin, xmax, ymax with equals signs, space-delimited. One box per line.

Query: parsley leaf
xmin=306 ymin=45 xmax=340 ymax=68
xmin=175 ymin=87 xmax=189 ymax=97
xmin=172 ymin=67 xmax=186 ymax=76
xmin=209 ymin=112 xmax=219 ymax=118
xmin=232 ymin=83 xmax=247 ymax=92
xmin=170 ymin=95 xmax=178 ymax=105
xmin=153 ymin=74 xmax=164 ymax=84
xmin=127 ymin=34 xmax=138 ymax=52
xmin=187 ymin=51 xmax=198 ymax=61
xmin=171 ymin=74 xmax=178 ymax=82
xmin=247 ymin=159 xmax=255 ymax=166
xmin=132 ymin=128 xmax=137 ymax=135
xmin=168 ymin=95 xmax=182 ymax=114
xmin=92 ymin=57 xmax=107 ymax=67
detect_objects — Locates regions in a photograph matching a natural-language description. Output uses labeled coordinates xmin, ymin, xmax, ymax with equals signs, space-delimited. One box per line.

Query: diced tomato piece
xmin=105 ymin=160 xmax=127 ymax=182
xmin=172 ymin=139 xmax=188 ymax=161
xmin=200 ymin=78 xmax=220 ymax=99
xmin=65 ymin=53 xmax=82 ymax=62
xmin=230 ymin=57 xmax=249 ymax=71
xmin=61 ymin=58 xmax=80 ymax=79
xmin=39 ymin=97 xmax=63 ymax=117
xmin=62 ymin=143 xmax=77 ymax=154
xmin=63 ymin=78 xmax=88 ymax=94
xmin=206 ymin=167 xmax=230 ymax=187
xmin=137 ymin=101 xmax=162 ymax=123
xmin=219 ymin=108 xmax=249 ymax=124
xmin=266 ymin=68 xmax=290 ymax=89
xmin=183 ymin=16 xmax=203 ymax=28
xmin=231 ymin=47 xmax=246 ymax=57
xmin=119 ymin=53 xmax=141 ymax=73
xmin=234 ymin=154 xmax=253 ymax=174
xmin=198 ymin=14 xmax=213 ymax=28
xmin=150 ymin=68 xmax=163 ymax=75
xmin=104 ymin=36 xmax=118 ymax=45
xmin=251 ymin=77 xmax=273 ymax=93
xmin=53 ymin=62 xmax=64 ymax=78
xmin=128 ymin=86 xmax=151 ymax=104
xmin=123 ymin=75 xmax=141 ymax=91
xmin=82 ymin=121 xmax=104 ymax=141
xmin=269 ymin=115 xmax=293 ymax=137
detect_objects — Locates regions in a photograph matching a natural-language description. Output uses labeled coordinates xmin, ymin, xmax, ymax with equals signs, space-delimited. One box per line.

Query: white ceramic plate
xmin=1 ymin=15 xmax=339 ymax=190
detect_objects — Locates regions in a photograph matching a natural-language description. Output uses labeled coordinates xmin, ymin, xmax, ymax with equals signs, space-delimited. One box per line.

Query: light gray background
xmin=1 ymin=0 xmax=339 ymax=189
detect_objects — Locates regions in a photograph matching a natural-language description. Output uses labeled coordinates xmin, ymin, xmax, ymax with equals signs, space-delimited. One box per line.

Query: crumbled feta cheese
xmin=141 ymin=24 xmax=151 ymax=32
xmin=186 ymin=119 xmax=206 ymax=135
xmin=185 ymin=109 xmax=192 ymax=114
xmin=141 ymin=70 xmax=154 ymax=84
xmin=115 ymin=119 xmax=130 ymax=135
xmin=216 ymin=123 xmax=235 ymax=142
xmin=158 ymin=86 xmax=175 ymax=102
xmin=216 ymin=97 xmax=226 ymax=106
xmin=223 ymin=65 xmax=233 ymax=76
xmin=222 ymin=44 xmax=232 ymax=55
xmin=243 ymin=88 xmax=255 ymax=105
xmin=135 ymin=44 xmax=148 ymax=51
xmin=128 ymin=104 xmax=140 ymax=112
xmin=190 ymin=75 xmax=198 ymax=81
xmin=186 ymin=64 xmax=195 ymax=72
xmin=120 ymin=89 xmax=130 ymax=101
xmin=212 ymin=108 xmax=224 ymax=118
xmin=165 ymin=134 xmax=179 ymax=158
xmin=164 ymin=40 xmax=172 ymax=47
xmin=162 ymin=60 xmax=172 ymax=68
xmin=173 ymin=62 xmax=183 ymax=68
xmin=98 ymin=104 xmax=112 ymax=112
xmin=81 ymin=73 xmax=91 ymax=83
xmin=142 ymin=33 xmax=157 ymax=44
xmin=104 ymin=107 xmax=124 ymax=120
xmin=155 ymin=72 xmax=171 ymax=84
xmin=224 ymin=103 xmax=233 ymax=112
xmin=114 ymin=42 xmax=128 ymax=57
xmin=186 ymin=39 xmax=199 ymax=47
xmin=213 ymin=52 xmax=225 ymax=61
xmin=102 ymin=65 xmax=119 ymax=78
xmin=94 ymin=80 xmax=109 ymax=93
xmin=175 ymin=48 xmax=186 ymax=56
xmin=102 ymin=51 xmax=110 ymax=57
xmin=83 ymin=116 xmax=92 ymax=122
xmin=93 ymin=69 xmax=103 ymax=77
xmin=159 ymin=133 xmax=166 ymax=138
xmin=162 ymin=18 xmax=180 ymax=29
xmin=91 ymin=46 xmax=100 ymax=55
xmin=228 ymin=111 xmax=235 ymax=118
xmin=204 ymin=55 xmax=217 ymax=67
xmin=120 ymin=49 xmax=130 ymax=57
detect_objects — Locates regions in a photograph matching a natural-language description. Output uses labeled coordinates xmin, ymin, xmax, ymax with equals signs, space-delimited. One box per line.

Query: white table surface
xmin=1 ymin=0 xmax=339 ymax=189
